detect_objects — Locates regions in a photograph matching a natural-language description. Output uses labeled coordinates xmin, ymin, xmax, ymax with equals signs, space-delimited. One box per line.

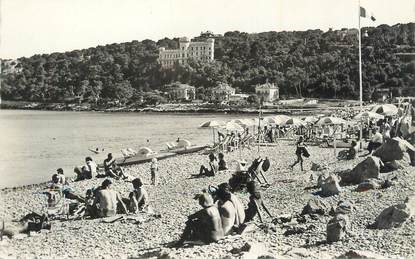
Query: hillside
xmin=1 ymin=23 xmax=415 ymax=105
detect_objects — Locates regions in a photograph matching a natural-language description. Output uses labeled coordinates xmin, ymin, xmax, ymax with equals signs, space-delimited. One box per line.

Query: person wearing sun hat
xmin=175 ymin=193 xmax=224 ymax=246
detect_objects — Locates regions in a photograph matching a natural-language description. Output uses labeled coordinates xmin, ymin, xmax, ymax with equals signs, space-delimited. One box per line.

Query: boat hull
xmin=115 ymin=152 xmax=177 ymax=166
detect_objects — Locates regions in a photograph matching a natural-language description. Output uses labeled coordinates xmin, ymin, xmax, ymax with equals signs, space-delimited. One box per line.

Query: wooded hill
xmin=1 ymin=23 xmax=414 ymax=105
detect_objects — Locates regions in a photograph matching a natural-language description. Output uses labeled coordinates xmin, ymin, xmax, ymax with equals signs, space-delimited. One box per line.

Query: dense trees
xmin=1 ymin=23 xmax=414 ymax=104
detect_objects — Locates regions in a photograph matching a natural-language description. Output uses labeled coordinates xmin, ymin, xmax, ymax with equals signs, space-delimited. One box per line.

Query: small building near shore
xmin=210 ymin=83 xmax=235 ymax=102
xmin=255 ymin=83 xmax=279 ymax=102
xmin=165 ymin=83 xmax=196 ymax=102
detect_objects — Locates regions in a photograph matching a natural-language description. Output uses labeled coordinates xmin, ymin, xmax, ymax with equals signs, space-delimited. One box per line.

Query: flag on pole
xmin=360 ymin=6 xmax=376 ymax=21
xmin=360 ymin=7 xmax=367 ymax=18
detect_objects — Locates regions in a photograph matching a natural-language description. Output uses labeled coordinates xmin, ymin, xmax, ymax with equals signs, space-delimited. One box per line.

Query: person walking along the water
xmin=150 ymin=158 xmax=158 ymax=185
xmin=290 ymin=136 xmax=309 ymax=171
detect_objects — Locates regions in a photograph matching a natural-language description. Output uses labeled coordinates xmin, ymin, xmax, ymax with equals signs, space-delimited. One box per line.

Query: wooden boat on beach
xmin=167 ymin=145 xmax=207 ymax=155
xmin=116 ymin=147 xmax=177 ymax=166
xmin=164 ymin=139 xmax=207 ymax=155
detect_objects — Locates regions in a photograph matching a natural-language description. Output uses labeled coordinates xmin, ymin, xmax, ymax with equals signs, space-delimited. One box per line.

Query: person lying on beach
xmin=218 ymin=153 xmax=227 ymax=171
xmin=92 ymin=179 xmax=128 ymax=218
xmin=1 ymin=213 xmax=51 ymax=239
xmin=128 ymin=178 xmax=149 ymax=213
xmin=198 ymin=153 xmax=218 ymax=177
xmin=46 ymin=174 xmax=85 ymax=203
xmin=337 ymin=140 xmax=358 ymax=160
xmin=175 ymin=193 xmax=224 ymax=246
xmin=74 ymin=166 xmax=88 ymax=181
xmin=103 ymin=153 xmax=128 ymax=180
xmin=244 ymin=181 xmax=273 ymax=223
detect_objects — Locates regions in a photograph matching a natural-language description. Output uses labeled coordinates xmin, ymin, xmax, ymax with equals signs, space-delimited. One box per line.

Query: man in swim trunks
xmin=176 ymin=193 xmax=224 ymax=246
xmin=93 ymin=179 xmax=127 ymax=217
xmin=103 ymin=153 xmax=125 ymax=179
xmin=216 ymin=188 xmax=236 ymax=235
xmin=217 ymin=183 xmax=245 ymax=228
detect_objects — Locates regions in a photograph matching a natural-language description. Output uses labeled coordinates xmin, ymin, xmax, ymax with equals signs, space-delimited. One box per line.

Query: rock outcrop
xmin=339 ymin=156 xmax=382 ymax=185
xmin=373 ymin=137 xmax=415 ymax=162
xmin=373 ymin=195 xmax=415 ymax=229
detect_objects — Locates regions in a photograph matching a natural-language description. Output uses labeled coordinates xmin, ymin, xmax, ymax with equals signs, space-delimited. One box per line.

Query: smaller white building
xmin=255 ymin=83 xmax=279 ymax=102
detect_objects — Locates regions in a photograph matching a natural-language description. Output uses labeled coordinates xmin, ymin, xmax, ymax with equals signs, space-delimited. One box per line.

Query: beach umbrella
xmin=316 ymin=116 xmax=347 ymax=125
xmin=230 ymin=119 xmax=255 ymax=127
xmin=370 ymin=104 xmax=398 ymax=116
xmin=285 ymin=118 xmax=307 ymax=126
xmin=220 ymin=122 xmax=244 ymax=132
xmin=264 ymin=115 xmax=290 ymax=125
xmin=302 ymin=116 xmax=319 ymax=124
xmin=273 ymin=114 xmax=291 ymax=123
xmin=199 ymin=120 xmax=225 ymax=128
xmin=199 ymin=120 xmax=225 ymax=144
xmin=353 ymin=111 xmax=384 ymax=121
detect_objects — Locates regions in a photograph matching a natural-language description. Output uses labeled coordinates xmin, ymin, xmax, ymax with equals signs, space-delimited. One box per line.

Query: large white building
xmin=158 ymin=37 xmax=214 ymax=68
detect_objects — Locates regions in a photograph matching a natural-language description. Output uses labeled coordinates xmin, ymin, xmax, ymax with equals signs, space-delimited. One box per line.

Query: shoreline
xmin=0 ymin=100 xmax=361 ymax=116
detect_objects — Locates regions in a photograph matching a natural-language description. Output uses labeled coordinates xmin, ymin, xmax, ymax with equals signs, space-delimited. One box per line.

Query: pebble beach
xmin=1 ymin=141 xmax=414 ymax=258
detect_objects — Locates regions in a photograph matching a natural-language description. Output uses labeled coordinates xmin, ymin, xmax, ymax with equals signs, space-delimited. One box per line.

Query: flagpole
xmin=358 ymin=0 xmax=363 ymax=151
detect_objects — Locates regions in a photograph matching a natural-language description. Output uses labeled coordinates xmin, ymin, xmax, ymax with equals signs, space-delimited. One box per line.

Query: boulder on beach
xmin=326 ymin=214 xmax=350 ymax=243
xmin=339 ymin=156 xmax=382 ymax=185
xmin=373 ymin=195 xmax=415 ymax=229
xmin=335 ymin=250 xmax=390 ymax=259
xmin=301 ymin=199 xmax=328 ymax=215
xmin=373 ymin=137 xmax=415 ymax=162
xmin=320 ymin=174 xmax=342 ymax=197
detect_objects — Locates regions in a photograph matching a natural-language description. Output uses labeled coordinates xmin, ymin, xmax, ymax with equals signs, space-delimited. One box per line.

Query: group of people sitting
xmin=176 ymin=180 xmax=272 ymax=246
xmin=73 ymin=153 xmax=128 ymax=181
xmin=45 ymin=168 xmax=150 ymax=220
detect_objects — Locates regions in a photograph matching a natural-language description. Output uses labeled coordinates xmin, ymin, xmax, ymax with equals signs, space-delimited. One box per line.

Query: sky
xmin=1 ymin=0 xmax=414 ymax=59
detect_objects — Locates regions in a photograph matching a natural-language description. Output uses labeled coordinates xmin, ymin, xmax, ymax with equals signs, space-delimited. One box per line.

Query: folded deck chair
xmin=166 ymin=142 xmax=177 ymax=150
xmin=121 ymin=148 xmax=138 ymax=158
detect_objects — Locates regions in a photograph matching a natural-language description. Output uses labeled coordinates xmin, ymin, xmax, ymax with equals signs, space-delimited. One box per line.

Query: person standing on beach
xmin=93 ymin=179 xmax=127 ymax=217
xmin=290 ymin=136 xmax=308 ymax=171
xmin=150 ymin=158 xmax=158 ymax=185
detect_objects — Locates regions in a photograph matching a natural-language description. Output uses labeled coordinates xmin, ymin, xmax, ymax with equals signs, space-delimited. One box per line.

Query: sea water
xmin=0 ymin=110 xmax=251 ymax=188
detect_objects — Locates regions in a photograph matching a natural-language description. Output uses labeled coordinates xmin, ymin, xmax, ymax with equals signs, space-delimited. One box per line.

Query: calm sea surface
xmin=0 ymin=110 xmax=253 ymax=188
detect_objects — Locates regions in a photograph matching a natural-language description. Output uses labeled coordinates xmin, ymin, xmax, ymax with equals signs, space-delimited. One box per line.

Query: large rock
xmin=301 ymin=199 xmax=328 ymax=215
xmin=374 ymin=195 xmax=415 ymax=229
xmin=340 ymin=156 xmax=382 ymax=185
xmin=326 ymin=214 xmax=350 ymax=243
xmin=320 ymin=174 xmax=342 ymax=197
xmin=335 ymin=250 xmax=390 ymax=259
xmin=373 ymin=137 xmax=415 ymax=162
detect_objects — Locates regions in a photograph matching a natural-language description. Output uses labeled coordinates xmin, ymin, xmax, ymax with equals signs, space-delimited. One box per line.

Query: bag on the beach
xmin=302 ymin=147 xmax=310 ymax=158
xmin=262 ymin=157 xmax=271 ymax=172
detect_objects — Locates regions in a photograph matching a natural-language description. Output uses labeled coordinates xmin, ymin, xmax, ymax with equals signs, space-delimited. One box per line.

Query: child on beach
xmin=150 ymin=158 xmax=158 ymax=185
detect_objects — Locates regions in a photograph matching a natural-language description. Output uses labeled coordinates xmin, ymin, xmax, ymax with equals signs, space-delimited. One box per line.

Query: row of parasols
xmin=199 ymin=104 xmax=401 ymax=132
